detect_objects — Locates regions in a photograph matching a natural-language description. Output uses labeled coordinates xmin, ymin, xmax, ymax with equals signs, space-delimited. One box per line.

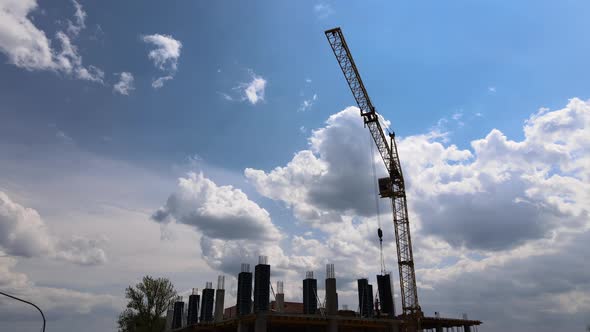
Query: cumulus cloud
xmin=55 ymin=236 xmax=108 ymax=266
xmin=0 ymin=0 xmax=103 ymax=82
xmin=54 ymin=31 xmax=104 ymax=82
xmin=0 ymin=191 xmax=107 ymax=265
xmin=153 ymin=172 xmax=280 ymax=241
xmin=0 ymin=191 xmax=54 ymax=257
xmin=399 ymin=98 xmax=590 ymax=251
xmin=200 ymin=237 xmax=291 ymax=276
xmin=248 ymin=99 xmax=589 ymax=252
xmin=66 ymin=0 xmax=86 ymax=37
xmin=151 ymin=75 xmax=173 ymax=89
xmin=146 ymin=99 xmax=589 ymax=331
xmin=142 ymin=34 xmax=181 ymax=88
xmin=152 ymin=172 xmax=302 ymax=276
xmin=113 ymin=72 xmax=135 ymax=95
xmin=0 ymin=0 xmax=54 ymax=70
xmin=142 ymin=34 xmax=182 ymax=72
xmin=220 ymin=71 xmax=267 ymax=105
xmin=246 ymin=106 xmax=387 ymax=225
xmin=418 ymin=230 xmax=590 ymax=332
xmin=241 ymin=73 xmax=267 ymax=105
xmin=242 ymin=99 xmax=589 ymax=326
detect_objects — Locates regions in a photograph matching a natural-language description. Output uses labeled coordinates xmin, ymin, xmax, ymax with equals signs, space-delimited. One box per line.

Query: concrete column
xmin=275 ymin=293 xmax=284 ymax=313
xmin=255 ymin=312 xmax=267 ymax=332
xmin=327 ymin=318 xmax=338 ymax=332
xmin=325 ymin=278 xmax=338 ymax=315
xmin=214 ymin=289 xmax=225 ymax=321
xmin=464 ymin=326 xmax=471 ymax=332
xmin=164 ymin=308 xmax=173 ymax=331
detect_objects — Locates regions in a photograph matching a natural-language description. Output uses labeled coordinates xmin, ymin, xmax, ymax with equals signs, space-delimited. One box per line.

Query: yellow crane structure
xmin=325 ymin=27 xmax=423 ymax=330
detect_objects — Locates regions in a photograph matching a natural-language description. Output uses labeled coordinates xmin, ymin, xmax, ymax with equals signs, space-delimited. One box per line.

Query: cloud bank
xmin=0 ymin=191 xmax=107 ymax=265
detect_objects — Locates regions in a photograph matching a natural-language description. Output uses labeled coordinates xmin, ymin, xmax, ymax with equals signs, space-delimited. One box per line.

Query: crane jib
xmin=325 ymin=27 xmax=422 ymax=320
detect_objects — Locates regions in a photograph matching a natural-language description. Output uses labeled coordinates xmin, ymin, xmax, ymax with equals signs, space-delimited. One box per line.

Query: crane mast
xmin=325 ymin=27 xmax=422 ymax=319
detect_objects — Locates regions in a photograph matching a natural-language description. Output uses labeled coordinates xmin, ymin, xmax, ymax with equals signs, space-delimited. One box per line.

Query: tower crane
xmin=325 ymin=27 xmax=423 ymax=327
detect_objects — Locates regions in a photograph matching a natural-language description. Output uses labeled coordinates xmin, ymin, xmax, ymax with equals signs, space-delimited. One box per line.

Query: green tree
xmin=117 ymin=276 xmax=177 ymax=332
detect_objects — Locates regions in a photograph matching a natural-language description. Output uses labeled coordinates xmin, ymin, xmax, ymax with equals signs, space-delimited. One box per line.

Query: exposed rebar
xmin=241 ymin=263 xmax=250 ymax=273
xmin=326 ymin=263 xmax=335 ymax=279
xmin=277 ymin=281 xmax=284 ymax=294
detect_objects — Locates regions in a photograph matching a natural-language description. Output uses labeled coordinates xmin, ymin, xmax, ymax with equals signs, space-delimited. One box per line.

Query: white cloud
xmin=243 ymin=99 xmax=590 ymax=330
xmin=142 ymin=34 xmax=182 ymax=89
xmin=0 ymin=191 xmax=107 ymax=265
xmin=219 ymin=71 xmax=267 ymax=104
xmin=298 ymin=93 xmax=318 ymax=112
xmin=0 ymin=140 xmax=218 ymax=331
xmin=152 ymin=172 xmax=307 ymax=277
xmin=151 ymin=75 xmax=173 ymax=89
xmin=55 ymin=235 xmax=108 ymax=266
xmin=0 ymin=255 xmax=120 ymax=325
xmin=218 ymin=91 xmax=234 ymax=101
xmin=245 ymin=107 xmax=388 ymax=224
xmin=488 ymin=86 xmax=497 ymax=93
xmin=0 ymin=191 xmax=54 ymax=257
xmin=249 ymin=99 xmax=589 ymax=249
xmin=241 ymin=73 xmax=267 ymax=105
xmin=153 ymin=172 xmax=281 ymax=241
xmin=113 ymin=72 xmax=135 ymax=95
xmin=314 ymin=3 xmax=334 ymax=18
xmin=66 ymin=0 xmax=86 ymax=37
xmin=0 ymin=0 xmax=103 ymax=82
xmin=0 ymin=0 xmax=54 ymax=70
xmin=142 ymin=34 xmax=182 ymax=72
xmin=54 ymin=31 xmax=104 ymax=83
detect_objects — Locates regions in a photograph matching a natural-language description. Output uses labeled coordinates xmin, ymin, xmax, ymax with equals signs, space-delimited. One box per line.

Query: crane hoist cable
xmin=370 ymin=133 xmax=386 ymax=275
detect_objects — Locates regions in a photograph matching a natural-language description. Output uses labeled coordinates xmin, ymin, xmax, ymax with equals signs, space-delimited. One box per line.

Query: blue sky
xmin=1 ymin=1 xmax=589 ymax=331
xmin=3 ymin=1 xmax=589 ymax=170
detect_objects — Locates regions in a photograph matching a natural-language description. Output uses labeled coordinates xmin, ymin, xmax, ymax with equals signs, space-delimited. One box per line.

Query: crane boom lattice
xmin=325 ymin=27 xmax=421 ymax=319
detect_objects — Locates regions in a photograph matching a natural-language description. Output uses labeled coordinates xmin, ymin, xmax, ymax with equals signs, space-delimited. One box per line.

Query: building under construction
xmin=165 ymin=260 xmax=481 ymax=332
xmin=164 ymin=27 xmax=483 ymax=332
